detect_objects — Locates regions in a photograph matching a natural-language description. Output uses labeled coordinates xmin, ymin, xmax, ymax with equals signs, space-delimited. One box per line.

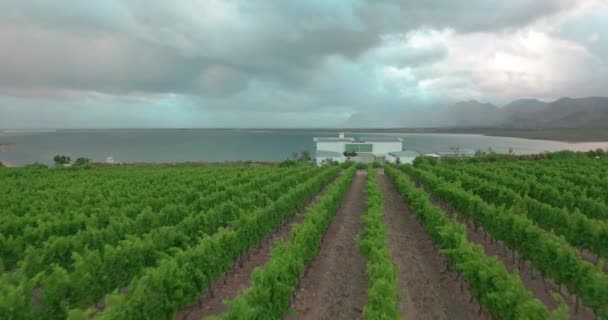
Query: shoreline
xmin=440 ymin=128 xmax=608 ymax=144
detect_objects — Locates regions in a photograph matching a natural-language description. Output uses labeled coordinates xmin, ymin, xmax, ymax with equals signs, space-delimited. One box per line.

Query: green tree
xmin=53 ymin=155 xmax=71 ymax=166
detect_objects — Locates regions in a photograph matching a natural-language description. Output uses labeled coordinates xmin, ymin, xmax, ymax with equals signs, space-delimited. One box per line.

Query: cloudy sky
xmin=0 ymin=0 xmax=607 ymax=128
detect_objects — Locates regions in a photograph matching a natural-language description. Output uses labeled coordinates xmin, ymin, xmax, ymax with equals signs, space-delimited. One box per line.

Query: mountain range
xmin=499 ymin=97 xmax=608 ymax=128
xmin=344 ymin=96 xmax=608 ymax=128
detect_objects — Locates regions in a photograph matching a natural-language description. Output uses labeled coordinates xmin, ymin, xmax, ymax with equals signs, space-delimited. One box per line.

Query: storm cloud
xmin=0 ymin=0 xmax=606 ymax=128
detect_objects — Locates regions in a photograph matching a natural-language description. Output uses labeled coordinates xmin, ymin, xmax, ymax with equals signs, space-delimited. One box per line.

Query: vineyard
xmin=0 ymin=156 xmax=606 ymax=319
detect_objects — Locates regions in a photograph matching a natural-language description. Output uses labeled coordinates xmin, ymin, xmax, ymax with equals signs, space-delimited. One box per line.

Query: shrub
xmin=547 ymin=150 xmax=578 ymax=160
xmin=24 ymin=162 xmax=48 ymax=169
xmin=53 ymin=155 xmax=71 ymax=166
xmin=279 ymin=159 xmax=297 ymax=167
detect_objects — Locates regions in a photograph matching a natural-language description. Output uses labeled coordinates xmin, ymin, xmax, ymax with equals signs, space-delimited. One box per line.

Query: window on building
xmin=345 ymin=144 xmax=373 ymax=153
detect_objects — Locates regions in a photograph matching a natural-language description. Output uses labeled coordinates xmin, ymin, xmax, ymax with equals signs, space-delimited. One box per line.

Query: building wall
xmin=316 ymin=141 xmax=346 ymax=153
xmin=316 ymin=141 xmax=401 ymax=155
xmin=370 ymin=141 xmax=403 ymax=155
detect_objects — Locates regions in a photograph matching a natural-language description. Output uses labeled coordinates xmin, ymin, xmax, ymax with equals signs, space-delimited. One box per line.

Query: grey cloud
xmin=0 ymin=27 xmax=187 ymax=93
xmin=0 ymin=0 xmax=605 ymax=129
xmin=0 ymin=0 xmax=577 ymax=97
xmin=554 ymin=5 xmax=608 ymax=62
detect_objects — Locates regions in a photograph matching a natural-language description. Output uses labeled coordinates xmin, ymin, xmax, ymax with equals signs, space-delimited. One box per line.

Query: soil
xmin=377 ymin=170 xmax=485 ymax=320
xmin=174 ymin=174 xmax=339 ymax=320
xmin=285 ymin=170 xmax=368 ymax=320
xmin=426 ymin=189 xmax=596 ymax=319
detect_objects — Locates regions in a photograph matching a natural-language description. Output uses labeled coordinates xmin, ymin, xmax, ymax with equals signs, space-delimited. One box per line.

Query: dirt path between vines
xmin=174 ymin=174 xmax=340 ymax=320
xmin=377 ymin=171 xmax=484 ymax=320
xmin=285 ymin=170 xmax=368 ymax=320
xmin=425 ymin=188 xmax=595 ymax=319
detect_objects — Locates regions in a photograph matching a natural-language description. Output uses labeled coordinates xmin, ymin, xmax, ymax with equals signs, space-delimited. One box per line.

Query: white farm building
xmin=314 ymin=133 xmax=410 ymax=165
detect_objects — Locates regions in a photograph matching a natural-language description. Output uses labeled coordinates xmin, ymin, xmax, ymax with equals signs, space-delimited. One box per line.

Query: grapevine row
xmin=0 ymin=166 xmax=333 ymax=319
xmin=403 ymin=164 xmax=608 ymax=317
xmin=218 ymin=166 xmax=357 ymax=320
xmin=0 ymin=167 xmax=258 ymax=268
xmin=456 ymin=162 xmax=608 ymax=221
xmin=10 ymin=166 xmax=313 ymax=276
xmin=357 ymin=166 xmax=400 ymax=319
xmin=449 ymin=159 xmax=608 ymax=220
xmin=0 ymin=167 xmax=230 ymax=229
xmin=93 ymin=166 xmax=344 ymax=320
xmin=424 ymin=163 xmax=608 ymax=261
xmin=384 ymin=165 xmax=552 ymax=319
xmin=478 ymin=160 xmax=608 ymax=205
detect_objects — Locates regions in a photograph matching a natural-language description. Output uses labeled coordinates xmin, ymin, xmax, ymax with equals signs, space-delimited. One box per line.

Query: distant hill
xmin=344 ymin=96 xmax=608 ymax=129
xmin=439 ymin=96 xmax=608 ymax=129
xmin=447 ymin=100 xmax=501 ymax=126
xmin=502 ymin=99 xmax=547 ymax=113
xmin=500 ymin=97 xmax=608 ymax=128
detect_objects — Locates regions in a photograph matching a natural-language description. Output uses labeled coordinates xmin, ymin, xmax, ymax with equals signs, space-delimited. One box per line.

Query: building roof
xmin=315 ymin=150 xmax=345 ymax=158
xmin=359 ymin=136 xmax=403 ymax=142
xmin=388 ymin=150 xmax=420 ymax=157
xmin=313 ymin=137 xmax=355 ymax=142
xmin=314 ymin=136 xmax=403 ymax=143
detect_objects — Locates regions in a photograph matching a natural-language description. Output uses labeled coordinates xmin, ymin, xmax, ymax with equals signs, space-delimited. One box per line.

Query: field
xmin=1 ymin=156 xmax=607 ymax=319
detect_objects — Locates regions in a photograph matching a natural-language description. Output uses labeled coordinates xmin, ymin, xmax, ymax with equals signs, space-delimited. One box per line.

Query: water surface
xmin=1 ymin=129 xmax=606 ymax=166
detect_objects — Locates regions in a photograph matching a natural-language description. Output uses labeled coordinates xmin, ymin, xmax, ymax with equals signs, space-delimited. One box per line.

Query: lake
xmin=1 ymin=129 xmax=607 ymax=166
